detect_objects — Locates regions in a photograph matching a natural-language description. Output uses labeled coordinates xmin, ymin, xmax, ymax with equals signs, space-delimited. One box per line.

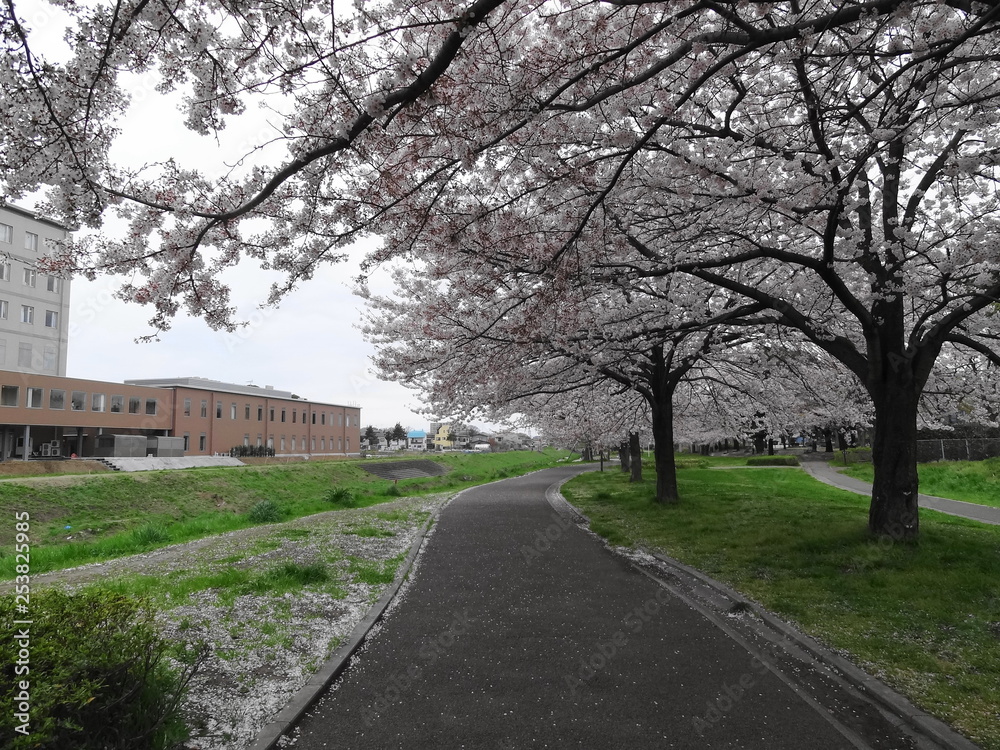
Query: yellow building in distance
xmin=431 ymin=423 xmax=454 ymax=450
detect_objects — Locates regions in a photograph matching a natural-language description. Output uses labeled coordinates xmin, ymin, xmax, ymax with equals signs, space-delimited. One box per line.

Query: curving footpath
xmin=801 ymin=462 xmax=1000 ymax=526
xmin=272 ymin=465 xmax=979 ymax=750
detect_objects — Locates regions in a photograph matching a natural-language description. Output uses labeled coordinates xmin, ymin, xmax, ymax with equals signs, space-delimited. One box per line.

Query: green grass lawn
xmin=562 ymin=467 xmax=1000 ymax=750
xmin=842 ymin=457 xmax=1000 ymax=508
xmin=0 ymin=449 xmax=571 ymax=577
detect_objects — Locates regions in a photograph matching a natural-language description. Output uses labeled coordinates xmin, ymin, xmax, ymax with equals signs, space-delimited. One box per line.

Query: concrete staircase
xmin=359 ymin=459 xmax=449 ymax=481
xmin=96 ymin=456 xmax=247 ymax=472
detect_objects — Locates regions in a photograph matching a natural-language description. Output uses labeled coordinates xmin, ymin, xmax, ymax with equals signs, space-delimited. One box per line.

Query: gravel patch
xmin=39 ymin=494 xmax=449 ymax=750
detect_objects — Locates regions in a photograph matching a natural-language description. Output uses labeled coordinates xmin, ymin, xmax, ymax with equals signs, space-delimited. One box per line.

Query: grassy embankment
xmin=0 ymin=449 xmax=571 ymax=578
xmin=562 ymin=462 xmax=1000 ymax=750
xmin=842 ymin=456 xmax=1000 ymax=509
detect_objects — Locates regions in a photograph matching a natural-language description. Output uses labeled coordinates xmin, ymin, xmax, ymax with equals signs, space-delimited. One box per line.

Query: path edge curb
xmin=548 ymin=480 xmax=982 ymax=750
xmin=246 ymin=504 xmax=441 ymax=750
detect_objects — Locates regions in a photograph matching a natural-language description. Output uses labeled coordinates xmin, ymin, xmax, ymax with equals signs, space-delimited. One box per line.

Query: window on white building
xmin=22 ymin=268 xmax=35 ymax=287
xmin=0 ymin=223 xmax=12 ymax=243
xmin=24 ymin=232 xmax=37 ymax=252
xmin=44 ymin=310 xmax=58 ymax=328
xmin=20 ymin=305 xmax=33 ymax=324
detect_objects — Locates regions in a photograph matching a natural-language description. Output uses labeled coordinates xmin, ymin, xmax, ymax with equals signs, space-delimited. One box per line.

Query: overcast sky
xmin=18 ymin=3 xmax=452 ymax=432
xmin=63 ymin=250 xmax=437 ymax=432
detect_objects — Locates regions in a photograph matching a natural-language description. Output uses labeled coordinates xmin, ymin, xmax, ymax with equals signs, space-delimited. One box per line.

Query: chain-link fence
xmin=916 ymin=438 xmax=1000 ymax=463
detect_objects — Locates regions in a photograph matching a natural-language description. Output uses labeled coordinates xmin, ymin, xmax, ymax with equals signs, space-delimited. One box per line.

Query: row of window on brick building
xmin=180 ymin=398 xmax=356 ymax=428
xmin=181 ymin=433 xmax=351 ymax=453
xmin=0 ymin=384 xmax=158 ymax=414
xmin=0 ymin=385 xmax=357 ymax=426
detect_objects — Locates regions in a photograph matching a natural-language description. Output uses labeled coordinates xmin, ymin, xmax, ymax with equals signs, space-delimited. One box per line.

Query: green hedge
xmin=675 ymin=458 xmax=710 ymax=469
xmin=746 ymin=456 xmax=801 ymax=466
xmin=0 ymin=589 xmax=202 ymax=749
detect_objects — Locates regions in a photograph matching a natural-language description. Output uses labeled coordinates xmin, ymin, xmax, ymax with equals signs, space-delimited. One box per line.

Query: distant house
xmin=431 ymin=423 xmax=454 ymax=450
xmin=495 ymin=432 xmax=532 ymax=450
xmin=407 ymin=430 xmax=428 ymax=451
xmin=466 ymin=432 xmax=491 ymax=447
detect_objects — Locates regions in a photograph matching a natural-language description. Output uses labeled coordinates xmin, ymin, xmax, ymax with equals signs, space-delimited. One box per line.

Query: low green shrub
xmin=324 ymin=487 xmax=355 ymax=506
xmin=745 ymin=456 xmax=800 ymax=466
xmin=384 ymin=484 xmax=403 ymax=497
xmin=842 ymin=447 xmax=873 ymax=464
xmin=130 ymin=523 xmax=170 ymax=547
xmin=246 ymin=499 xmax=283 ymax=523
xmin=675 ymin=459 xmax=710 ymax=469
xmin=0 ymin=589 xmax=201 ymax=749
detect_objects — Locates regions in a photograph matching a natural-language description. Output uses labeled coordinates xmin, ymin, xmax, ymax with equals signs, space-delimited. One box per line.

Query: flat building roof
xmin=124 ymin=376 xmax=358 ymax=409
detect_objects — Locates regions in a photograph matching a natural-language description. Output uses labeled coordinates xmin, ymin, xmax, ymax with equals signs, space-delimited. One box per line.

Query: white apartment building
xmin=0 ymin=204 xmax=72 ymax=376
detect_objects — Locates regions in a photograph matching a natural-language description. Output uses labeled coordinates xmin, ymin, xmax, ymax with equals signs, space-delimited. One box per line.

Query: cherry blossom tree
xmin=360 ymin=244 xmax=832 ymax=503
xmin=6 ymin=0 xmax=1000 ymax=537
xmin=354 ymin=1 xmax=1000 ymax=539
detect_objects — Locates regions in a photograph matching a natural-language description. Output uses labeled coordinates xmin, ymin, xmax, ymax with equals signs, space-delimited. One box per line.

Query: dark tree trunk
xmin=753 ymin=431 xmax=766 ymax=454
xmin=619 ymin=440 xmax=630 ymax=473
xmin=868 ymin=382 xmax=920 ymax=540
xmin=650 ymin=398 xmax=678 ymax=503
xmin=767 ymin=439 xmax=775 ymax=456
xmin=837 ymin=431 xmax=848 ymax=451
xmin=824 ymin=428 xmax=834 ymax=453
xmin=629 ymin=432 xmax=642 ymax=483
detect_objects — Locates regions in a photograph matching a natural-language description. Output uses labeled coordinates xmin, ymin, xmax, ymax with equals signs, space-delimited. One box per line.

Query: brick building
xmin=0 ymin=371 xmax=361 ymax=460
xmin=126 ymin=377 xmax=361 ymax=457
xmin=0 ymin=204 xmax=361 ymax=461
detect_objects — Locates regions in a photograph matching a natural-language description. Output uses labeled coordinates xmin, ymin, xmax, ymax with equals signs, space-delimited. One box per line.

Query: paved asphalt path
xmin=801 ymin=461 xmax=1000 ymax=525
xmin=288 ymin=465 xmax=913 ymax=749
